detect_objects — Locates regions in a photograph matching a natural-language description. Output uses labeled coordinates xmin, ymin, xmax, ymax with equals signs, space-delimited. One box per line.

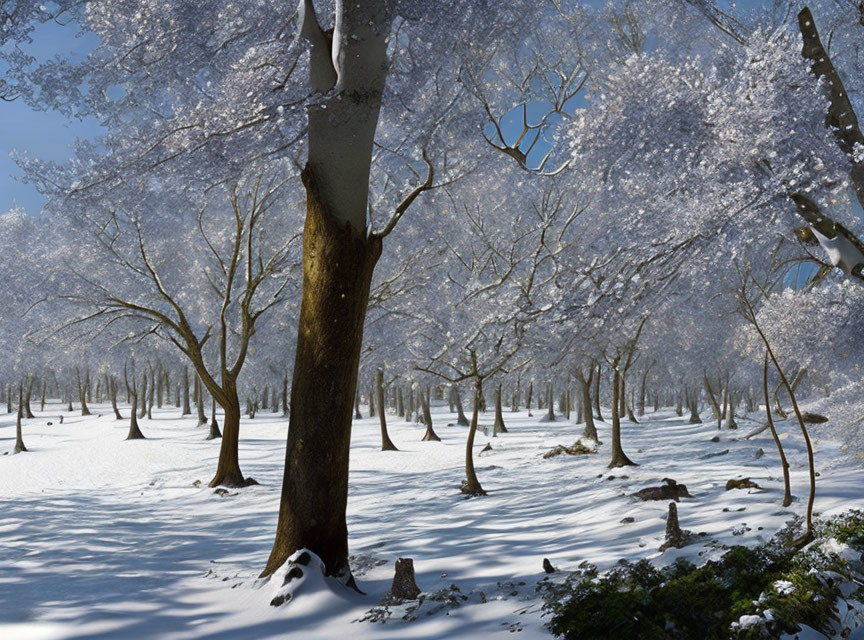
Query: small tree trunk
xmin=40 ymin=379 xmax=46 ymax=411
xmin=369 ymin=382 xmax=376 ymax=417
xmin=75 ymin=370 xmax=90 ymax=417
xmin=593 ymin=364 xmax=604 ymax=420
xmin=182 ymin=367 xmax=191 ymax=415
xmin=544 ymin=381 xmax=555 ymax=421
xmin=526 ymin=381 xmax=534 ymax=417
xmin=638 ymin=368 xmax=649 ymax=416
xmin=207 ymin=396 xmax=222 ymax=441
xmin=462 ymin=380 xmax=487 ymax=496
xmin=580 ymin=374 xmax=598 ymax=441
xmin=147 ymin=372 xmax=154 ymax=419
xmin=157 ymin=369 xmax=164 ymax=408
xmin=196 ymin=376 xmax=207 ymax=425
xmin=704 ymin=375 xmax=721 ymax=420
xmin=608 ymin=368 xmax=637 ymax=468
xmin=763 ymin=353 xmax=792 ymax=508
xmin=420 ymin=389 xmax=440 ymax=442
xmin=396 ymin=387 xmax=405 ymax=418
xmin=110 ymin=377 xmax=123 ymax=420
xmin=126 ymin=391 xmax=145 ymax=440
xmin=22 ymin=376 xmax=35 ymax=419
xmin=14 ymin=384 xmax=27 ymax=454
xmin=725 ymin=390 xmax=737 ymax=429
xmin=687 ymin=389 xmax=701 ymax=424
xmin=138 ymin=373 xmax=148 ymax=419
xmin=209 ymin=384 xmax=250 ymax=487
xmin=377 ymin=369 xmax=398 ymax=451
xmin=454 ymin=384 xmax=469 ymax=426
xmin=493 ymin=383 xmax=508 ymax=435
xmin=353 ymin=388 xmax=363 ymax=420
xmin=282 ymin=372 xmax=289 ymax=416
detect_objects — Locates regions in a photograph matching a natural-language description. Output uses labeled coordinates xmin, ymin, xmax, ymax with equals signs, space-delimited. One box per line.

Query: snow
xmin=2 ymin=400 xmax=864 ymax=639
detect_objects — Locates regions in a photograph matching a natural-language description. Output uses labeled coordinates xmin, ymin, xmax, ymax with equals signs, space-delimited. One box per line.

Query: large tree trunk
xmin=608 ymin=368 xmax=636 ymax=469
xmin=263 ymin=168 xmax=384 ymax=580
xmin=263 ymin=0 xmax=394 ymax=583
xmin=376 ymin=368 xmax=398 ymax=451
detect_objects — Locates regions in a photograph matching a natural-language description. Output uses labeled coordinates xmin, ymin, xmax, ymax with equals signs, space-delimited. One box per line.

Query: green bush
xmin=545 ymin=513 xmax=864 ymax=640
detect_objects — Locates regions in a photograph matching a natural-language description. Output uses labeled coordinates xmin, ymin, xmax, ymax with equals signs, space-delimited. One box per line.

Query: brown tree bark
xmin=196 ymin=375 xmax=207 ymax=424
xmin=608 ymin=368 xmax=636 ymax=468
xmin=704 ymin=374 xmax=721 ymax=420
xmin=593 ymin=363 xmax=604 ymax=420
xmin=453 ymin=383 xmax=470 ymax=426
xmin=763 ymin=353 xmax=792 ymax=508
xmin=462 ymin=379 xmax=487 ymax=496
xmin=492 ymin=383 xmax=508 ymax=435
xmin=181 ymin=367 xmax=191 ymax=415
xmin=207 ymin=396 xmax=222 ymax=441
xmin=420 ymin=389 xmax=441 ymax=441
xmin=126 ymin=380 xmax=146 ymax=441
xmin=109 ymin=377 xmax=123 ymax=420
xmin=263 ymin=166 xmax=383 ymax=580
xmin=209 ymin=387 xmax=251 ymax=485
xmin=578 ymin=367 xmax=598 ymax=441
xmin=376 ymin=368 xmax=398 ymax=451
xmin=14 ymin=383 xmax=27 ymax=454
xmin=76 ymin=369 xmax=91 ymax=417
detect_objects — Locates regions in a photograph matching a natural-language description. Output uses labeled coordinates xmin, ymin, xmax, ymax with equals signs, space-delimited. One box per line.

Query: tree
xmin=44 ymin=174 xmax=300 ymax=487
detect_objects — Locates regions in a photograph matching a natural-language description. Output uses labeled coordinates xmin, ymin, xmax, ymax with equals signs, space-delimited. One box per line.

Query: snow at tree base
xmin=3 ymin=0 xmax=864 ymax=638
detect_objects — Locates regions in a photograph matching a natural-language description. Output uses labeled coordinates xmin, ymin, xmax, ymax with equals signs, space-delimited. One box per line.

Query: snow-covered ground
xmin=1 ymin=401 xmax=862 ymax=639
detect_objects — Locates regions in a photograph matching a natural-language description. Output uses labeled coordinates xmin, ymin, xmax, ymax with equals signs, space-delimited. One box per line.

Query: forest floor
xmin=1 ymin=400 xmax=862 ymax=639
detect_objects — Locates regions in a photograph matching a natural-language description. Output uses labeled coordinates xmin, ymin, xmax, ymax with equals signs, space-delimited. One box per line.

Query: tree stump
xmin=660 ymin=502 xmax=686 ymax=551
xmin=381 ymin=557 xmax=421 ymax=604
xmin=631 ymin=478 xmax=691 ymax=502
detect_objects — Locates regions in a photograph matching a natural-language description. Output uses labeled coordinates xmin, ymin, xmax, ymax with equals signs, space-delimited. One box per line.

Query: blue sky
xmin=0 ymin=21 xmax=101 ymax=214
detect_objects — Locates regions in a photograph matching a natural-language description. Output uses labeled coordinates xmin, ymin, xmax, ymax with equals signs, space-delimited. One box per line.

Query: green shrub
xmin=545 ymin=513 xmax=864 ymax=640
